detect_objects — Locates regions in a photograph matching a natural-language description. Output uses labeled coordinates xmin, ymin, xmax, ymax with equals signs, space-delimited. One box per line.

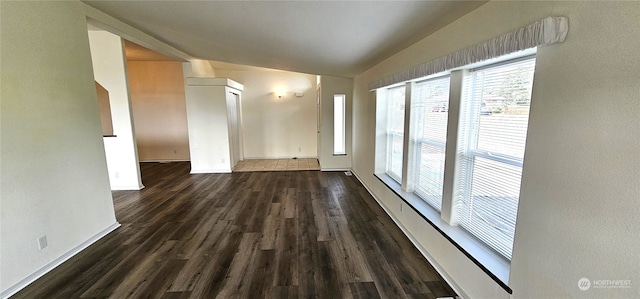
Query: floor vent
xmin=344 ymin=170 xmax=353 ymax=176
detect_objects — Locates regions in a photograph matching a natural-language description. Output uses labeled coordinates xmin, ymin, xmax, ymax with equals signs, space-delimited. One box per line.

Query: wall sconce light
xmin=274 ymin=89 xmax=285 ymax=99
xmin=272 ymin=89 xmax=304 ymax=99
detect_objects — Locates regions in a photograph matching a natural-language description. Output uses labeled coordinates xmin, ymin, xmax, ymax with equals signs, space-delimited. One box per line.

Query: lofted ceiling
xmin=83 ymin=0 xmax=486 ymax=77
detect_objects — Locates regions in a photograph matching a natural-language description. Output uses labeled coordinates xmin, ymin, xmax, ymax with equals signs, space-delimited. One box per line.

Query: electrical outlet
xmin=115 ymin=172 xmax=120 ymax=179
xmin=400 ymin=203 xmax=403 ymax=212
xmin=38 ymin=235 xmax=48 ymax=250
xmin=298 ymin=147 xmax=301 ymax=152
xmin=173 ymin=149 xmax=177 ymax=154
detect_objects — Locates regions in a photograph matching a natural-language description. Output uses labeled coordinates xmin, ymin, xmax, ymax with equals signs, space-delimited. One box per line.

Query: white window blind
xmin=457 ymin=56 xmax=536 ymax=260
xmin=412 ymin=76 xmax=450 ymax=211
xmin=387 ymin=86 xmax=405 ymax=182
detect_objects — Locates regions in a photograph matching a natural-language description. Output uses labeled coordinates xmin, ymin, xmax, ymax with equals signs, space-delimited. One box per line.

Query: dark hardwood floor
xmin=12 ymin=162 xmax=457 ymax=299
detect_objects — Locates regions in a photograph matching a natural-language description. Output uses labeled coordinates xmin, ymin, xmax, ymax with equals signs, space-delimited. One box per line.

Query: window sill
xmin=374 ymin=173 xmax=513 ymax=294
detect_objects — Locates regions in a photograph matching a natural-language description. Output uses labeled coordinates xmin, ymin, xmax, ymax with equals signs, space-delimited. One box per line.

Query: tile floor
xmin=233 ymin=158 xmax=320 ymax=172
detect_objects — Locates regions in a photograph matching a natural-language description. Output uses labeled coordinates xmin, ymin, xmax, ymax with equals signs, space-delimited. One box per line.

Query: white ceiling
xmin=83 ymin=1 xmax=485 ymax=77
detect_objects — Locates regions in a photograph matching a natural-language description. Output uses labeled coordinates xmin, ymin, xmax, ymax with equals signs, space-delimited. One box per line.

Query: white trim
xmin=82 ymin=3 xmax=191 ymax=62
xmin=321 ymin=168 xmax=350 ymax=172
xmin=369 ymin=16 xmax=568 ymax=90
xmin=110 ymin=184 xmax=144 ymax=191
xmin=333 ymin=94 xmax=347 ymax=155
xmin=190 ymin=168 xmax=232 ymax=174
xmin=185 ymin=77 xmax=244 ymax=91
xmin=243 ymin=156 xmax=318 ymax=160
xmin=0 ymin=223 xmax=121 ymax=299
xmin=351 ymin=170 xmax=470 ymax=299
xmin=138 ymin=159 xmax=190 ymax=163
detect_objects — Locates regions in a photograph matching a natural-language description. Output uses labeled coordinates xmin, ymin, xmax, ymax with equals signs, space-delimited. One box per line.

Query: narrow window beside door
xmin=333 ymin=94 xmax=346 ymax=155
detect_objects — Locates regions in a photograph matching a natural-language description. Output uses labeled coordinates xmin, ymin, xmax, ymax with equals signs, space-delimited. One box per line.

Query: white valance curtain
xmin=369 ymin=16 xmax=569 ymax=91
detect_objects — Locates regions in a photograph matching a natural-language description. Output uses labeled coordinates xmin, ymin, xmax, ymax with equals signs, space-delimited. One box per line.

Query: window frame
xmin=410 ymin=75 xmax=451 ymax=211
xmin=384 ymin=85 xmax=407 ymax=183
xmin=372 ymin=48 xmax=537 ymax=293
xmin=333 ymin=94 xmax=346 ymax=155
xmin=456 ymin=56 xmax=536 ymax=260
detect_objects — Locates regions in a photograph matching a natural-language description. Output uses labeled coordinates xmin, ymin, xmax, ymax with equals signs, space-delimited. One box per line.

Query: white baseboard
xmin=350 ymin=170 xmax=469 ymax=299
xmin=243 ymin=156 xmax=318 ymax=160
xmin=321 ymin=168 xmax=350 ymax=172
xmin=138 ymin=159 xmax=190 ymax=163
xmin=0 ymin=222 xmax=121 ymax=299
xmin=110 ymin=184 xmax=144 ymax=191
xmin=190 ymin=168 xmax=232 ymax=174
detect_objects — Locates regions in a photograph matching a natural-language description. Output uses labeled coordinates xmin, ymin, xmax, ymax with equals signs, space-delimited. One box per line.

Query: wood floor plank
xmin=247 ymin=249 xmax=277 ymax=296
xmin=215 ymin=232 xmax=261 ymax=298
xmin=312 ymin=197 xmax=334 ymax=242
xmin=357 ymin=238 xmax=410 ymax=299
xmin=80 ymin=223 xmax=181 ymax=297
xmin=327 ymin=218 xmax=373 ymax=283
xmin=273 ymin=217 xmax=298 ymax=287
xmin=350 ymin=281 xmax=382 ymax=299
xmin=107 ymin=240 xmax=180 ymax=298
xmin=128 ymin=258 xmax=187 ymax=298
xmin=167 ymin=219 xmax=234 ymax=292
xmin=315 ymin=241 xmax=351 ymax=299
xmin=11 ymin=162 xmax=457 ymax=299
xmin=265 ymin=286 xmax=298 ymax=299
xmin=161 ymin=291 xmax=193 ymax=299
xmin=281 ymin=188 xmax=297 ymax=219
xmin=259 ymin=203 xmax=283 ymax=250
xmin=188 ymin=224 xmax=244 ymax=298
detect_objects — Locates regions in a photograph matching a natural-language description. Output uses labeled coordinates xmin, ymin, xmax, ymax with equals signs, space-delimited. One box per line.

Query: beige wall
xmin=1 ymin=1 xmax=118 ymax=294
xmin=95 ymin=82 xmax=114 ymax=136
xmin=215 ymin=67 xmax=317 ymax=159
xmin=353 ymin=1 xmax=640 ymax=298
xmin=318 ymin=75 xmax=353 ymax=170
xmin=128 ymin=61 xmax=190 ymax=162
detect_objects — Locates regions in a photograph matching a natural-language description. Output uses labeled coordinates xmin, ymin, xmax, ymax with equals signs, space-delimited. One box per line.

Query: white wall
xmin=510 ymin=2 xmax=640 ymax=298
xmin=0 ymin=1 xmax=119 ymax=295
xmin=318 ymin=75 xmax=353 ymax=170
xmin=184 ymin=78 xmax=243 ymax=173
xmin=88 ymin=30 xmax=144 ymax=190
xmin=215 ymin=67 xmax=318 ymax=159
xmin=353 ymin=1 xmax=640 ymax=298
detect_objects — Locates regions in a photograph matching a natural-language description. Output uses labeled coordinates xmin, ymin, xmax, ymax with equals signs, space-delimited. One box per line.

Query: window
xmin=411 ymin=76 xmax=450 ymax=211
xmin=374 ymin=52 xmax=537 ymax=285
xmin=333 ymin=94 xmax=346 ymax=155
xmin=386 ymin=86 xmax=405 ymax=182
xmin=456 ymin=57 xmax=536 ymax=260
